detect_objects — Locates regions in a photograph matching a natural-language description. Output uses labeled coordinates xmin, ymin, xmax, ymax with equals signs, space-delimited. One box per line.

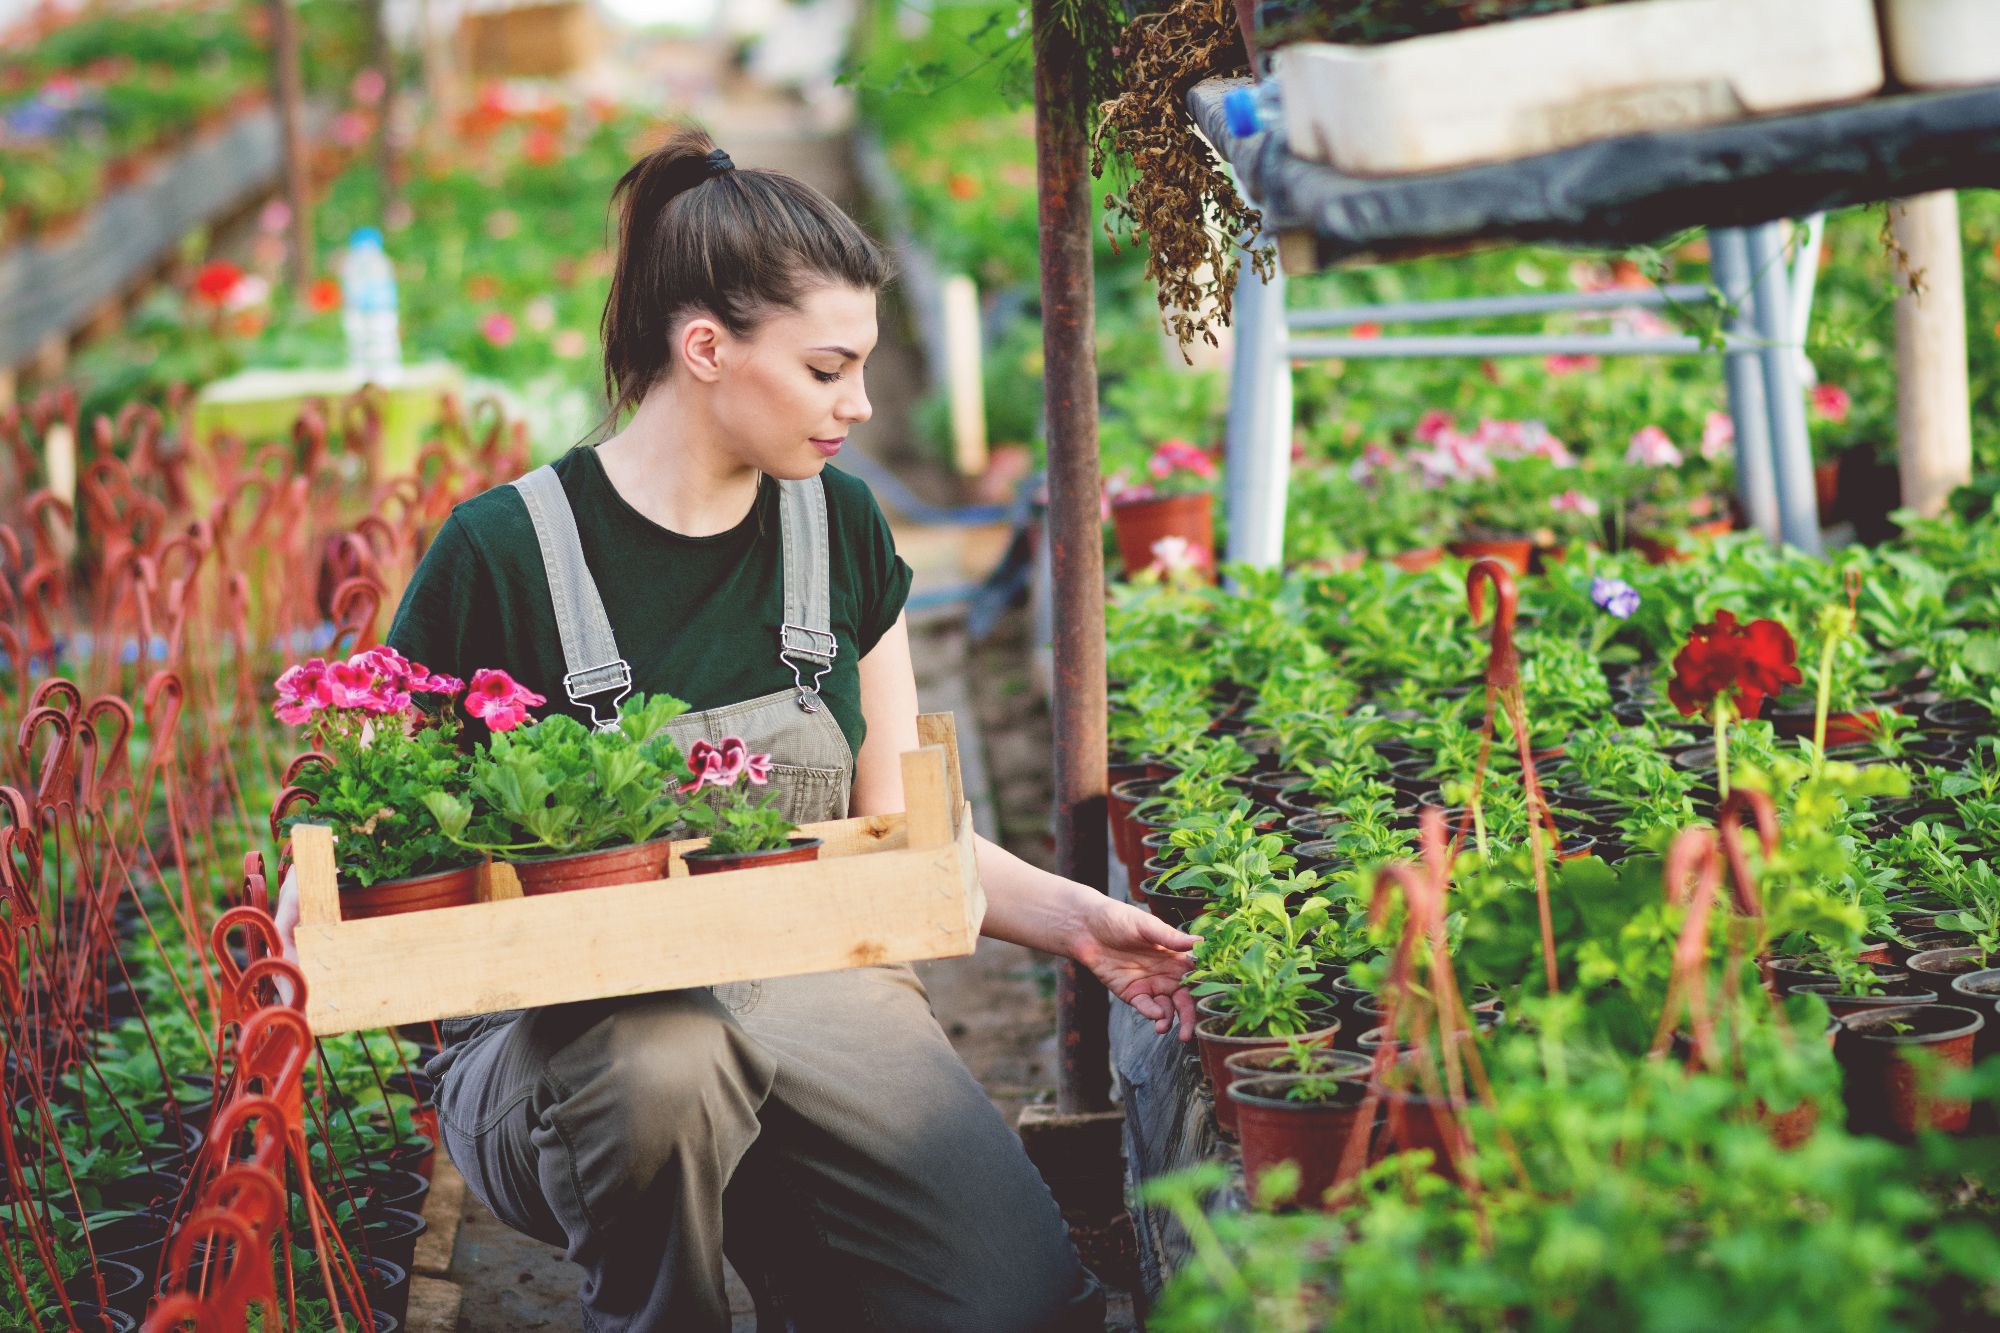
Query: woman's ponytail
xmin=599 ymin=125 xmax=888 ymax=422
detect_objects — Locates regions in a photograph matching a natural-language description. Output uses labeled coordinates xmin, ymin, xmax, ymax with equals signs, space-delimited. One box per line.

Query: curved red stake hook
xmin=205 ymin=1094 xmax=295 ymax=1174
xmin=200 ymin=1164 xmax=286 ymax=1237
xmin=1715 ymin=787 xmax=1778 ymax=921
xmin=18 ymin=565 xmax=65 ymax=660
xmin=1652 ymin=826 xmax=1724 ymax=1065
xmin=24 ymin=491 xmax=73 ymax=568
xmin=235 ymin=957 xmax=307 ymax=1018
xmin=144 ymin=670 xmax=186 ymax=767
xmin=281 ymin=752 xmax=334 ymax=787
xmin=236 ymin=1005 xmax=313 ymax=1123
xmin=1464 ymin=557 xmax=1521 ymax=691
xmin=16 ymin=704 xmax=75 ymax=815
xmin=268 ymin=785 xmax=318 ymax=845
xmin=327 ymin=576 xmax=385 ymax=658
xmin=82 ymin=696 xmax=135 ymax=817
xmin=211 ymin=906 xmax=284 ymax=1025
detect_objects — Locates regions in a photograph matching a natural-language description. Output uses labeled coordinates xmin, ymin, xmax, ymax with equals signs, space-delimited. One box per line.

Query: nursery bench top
xmin=1189 ymin=76 xmax=2000 ymax=270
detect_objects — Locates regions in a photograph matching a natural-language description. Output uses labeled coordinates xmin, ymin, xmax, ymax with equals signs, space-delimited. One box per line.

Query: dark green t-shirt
xmin=384 ymin=446 xmax=913 ymax=758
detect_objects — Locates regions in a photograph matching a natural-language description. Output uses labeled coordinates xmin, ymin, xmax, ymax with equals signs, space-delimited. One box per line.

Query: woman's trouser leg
xmin=434 ymin=968 xmax=1103 ymax=1333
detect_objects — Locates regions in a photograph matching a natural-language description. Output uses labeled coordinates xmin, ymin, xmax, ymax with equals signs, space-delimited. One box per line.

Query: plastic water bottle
xmin=342 ymin=227 xmax=402 ymax=383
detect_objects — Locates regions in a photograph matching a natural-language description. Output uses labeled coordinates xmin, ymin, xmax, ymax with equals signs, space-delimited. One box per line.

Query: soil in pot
xmin=517 ymin=838 xmax=676 ymax=894
xmin=340 ymin=863 xmax=481 ymax=920
xmin=683 ymin=836 xmax=825 ymax=876
xmin=1194 ymin=1006 xmax=1341 ymax=1136
xmin=86 ymin=1212 xmax=173 ymax=1278
xmin=345 ymin=1206 xmax=428 ymax=1275
xmin=1949 ymin=968 xmax=2000 ymax=1061
xmin=1922 ymin=697 xmax=1992 ymax=733
xmin=1836 ymin=1003 xmax=1985 ymax=1138
xmin=1232 ymin=1075 xmax=1375 ymax=1209
xmin=1222 ymin=1046 xmax=1371 ymax=1088
xmin=1905 ymin=947 xmax=1992 ymax=1002
xmin=1887 ymin=929 xmax=1975 ymax=966
xmin=1763 ymin=956 xmax=1906 ymax=995
xmin=1140 ymin=877 xmax=1217 ymax=931
xmin=1789 ymin=980 xmax=1939 ymax=1019
xmin=1111 ymin=492 xmax=1214 ymax=580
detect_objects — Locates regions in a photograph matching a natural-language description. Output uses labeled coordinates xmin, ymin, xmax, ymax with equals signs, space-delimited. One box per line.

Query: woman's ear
xmin=678 ymin=314 xmax=727 ymax=383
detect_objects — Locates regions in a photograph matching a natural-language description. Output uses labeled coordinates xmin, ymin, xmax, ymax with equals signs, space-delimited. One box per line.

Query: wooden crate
xmin=292 ymin=715 xmax=984 ymax=1036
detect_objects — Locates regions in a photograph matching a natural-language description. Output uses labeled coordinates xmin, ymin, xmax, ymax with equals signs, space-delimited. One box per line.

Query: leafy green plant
xmin=676 ymin=737 xmax=801 ymax=855
xmin=425 ymin=693 xmax=692 ymax=857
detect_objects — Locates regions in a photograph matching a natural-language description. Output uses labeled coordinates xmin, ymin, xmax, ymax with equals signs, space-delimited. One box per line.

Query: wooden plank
xmin=295 ymin=811 xmax=983 ymax=1034
xmin=901 ymin=746 xmax=951 ymax=850
xmin=294 ymin=824 xmax=339 ymax=927
xmin=917 ymin=713 xmax=964 ymax=832
xmin=403 ymin=1276 xmax=463 ymax=1333
xmin=413 ymin=1146 xmax=466 ymax=1276
xmin=477 ymin=861 xmax=522 ymax=903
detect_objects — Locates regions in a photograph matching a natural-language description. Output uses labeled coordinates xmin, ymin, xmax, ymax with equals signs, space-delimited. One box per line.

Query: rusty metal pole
xmin=1034 ymin=0 xmax=1112 ymax=1116
xmin=269 ymin=0 xmax=313 ymax=291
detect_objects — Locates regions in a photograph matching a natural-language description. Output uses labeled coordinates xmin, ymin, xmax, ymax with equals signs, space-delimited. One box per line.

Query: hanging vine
xmin=1093 ymin=0 xmax=1273 ymax=359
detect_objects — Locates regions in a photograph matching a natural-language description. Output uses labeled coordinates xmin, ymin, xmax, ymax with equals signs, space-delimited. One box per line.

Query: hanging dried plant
xmin=1094 ymin=0 xmax=1273 ymax=360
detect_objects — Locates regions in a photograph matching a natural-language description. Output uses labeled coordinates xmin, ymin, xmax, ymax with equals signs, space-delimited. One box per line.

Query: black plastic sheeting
xmin=1188 ymin=76 xmax=2000 ymax=266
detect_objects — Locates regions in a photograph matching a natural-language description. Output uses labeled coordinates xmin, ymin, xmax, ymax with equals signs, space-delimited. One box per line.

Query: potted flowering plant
xmin=272 ymin=648 xmax=537 ymax=919
xmin=1106 ymin=439 xmax=1220 ymax=580
xmin=677 ymin=737 xmax=823 ymax=874
xmin=423 ymin=692 xmax=695 ymax=895
xmin=1666 ymin=609 xmax=1802 ymax=799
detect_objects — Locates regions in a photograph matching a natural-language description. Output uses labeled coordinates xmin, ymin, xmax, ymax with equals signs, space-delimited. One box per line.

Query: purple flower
xmin=1591 ymin=576 xmax=1641 ymax=620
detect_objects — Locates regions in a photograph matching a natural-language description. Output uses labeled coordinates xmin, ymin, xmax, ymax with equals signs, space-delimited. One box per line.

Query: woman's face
xmin=699 ymin=283 xmax=878 ymax=480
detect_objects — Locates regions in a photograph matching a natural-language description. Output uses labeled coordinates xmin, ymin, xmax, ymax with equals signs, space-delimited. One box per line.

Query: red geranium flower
xmin=1667 ymin=609 xmax=1801 ymax=721
xmin=191 ymin=260 xmax=244 ymax=307
xmin=306 ymin=277 xmax=342 ymax=314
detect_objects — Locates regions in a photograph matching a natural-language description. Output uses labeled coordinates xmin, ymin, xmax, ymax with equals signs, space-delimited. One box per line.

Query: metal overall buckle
xmin=564 ymin=658 xmax=634 ymax=733
xmin=778 ymin=624 xmax=837 ymax=713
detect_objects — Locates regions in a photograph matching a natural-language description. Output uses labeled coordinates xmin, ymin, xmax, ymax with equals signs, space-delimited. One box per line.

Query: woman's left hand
xmin=1064 ymin=896 xmax=1202 ymax=1041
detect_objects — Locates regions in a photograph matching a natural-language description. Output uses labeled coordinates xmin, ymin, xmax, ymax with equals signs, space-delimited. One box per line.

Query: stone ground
xmin=432 ymin=34 xmax=1139 ymax=1333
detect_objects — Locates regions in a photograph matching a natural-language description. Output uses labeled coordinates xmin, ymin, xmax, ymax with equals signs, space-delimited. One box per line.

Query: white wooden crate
xmin=292 ymin=715 xmax=985 ymax=1036
xmin=1276 ymin=0 xmax=1884 ymax=177
xmin=1883 ymin=0 xmax=2000 ymax=90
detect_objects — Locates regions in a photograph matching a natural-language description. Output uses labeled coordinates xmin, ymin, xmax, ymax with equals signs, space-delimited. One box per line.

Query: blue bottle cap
xmin=350 ymin=227 xmax=385 ymax=248
xmin=1223 ymin=86 xmax=1260 ymax=139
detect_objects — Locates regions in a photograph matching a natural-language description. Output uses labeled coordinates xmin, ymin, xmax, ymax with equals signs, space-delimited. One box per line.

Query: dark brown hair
xmin=599 ymin=125 xmax=889 ymax=420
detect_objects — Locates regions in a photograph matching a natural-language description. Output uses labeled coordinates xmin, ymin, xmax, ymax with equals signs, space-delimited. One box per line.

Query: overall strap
xmin=511 ymin=465 xmax=631 ymax=731
xmin=776 ymin=475 xmax=836 ymax=713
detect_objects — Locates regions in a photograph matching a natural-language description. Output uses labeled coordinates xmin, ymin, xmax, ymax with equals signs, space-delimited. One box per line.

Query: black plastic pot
xmin=1138 ymin=876 xmax=1217 ymax=930
xmin=1885 ymin=929 xmax=1975 ymax=967
xmin=65 ymin=1260 xmax=147 ymax=1321
xmin=50 ymin=1301 xmax=135 ymax=1332
xmin=346 ymin=1206 xmax=428 ymax=1275
xmin=1836 ymin=1003 xmax=1985 ymax=1138
xmin=354 ymin=1168 xmax=431 ymax=1215
xmin=1949 ymin=969 xmax=2000 ymax=1061
xmin=86 ymin=1210 xmax=174 ymax=1277
xmin=1906 ymin=947 xmax=1993 ymax=1003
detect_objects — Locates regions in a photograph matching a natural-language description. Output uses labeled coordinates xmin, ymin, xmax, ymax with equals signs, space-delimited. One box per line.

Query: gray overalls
xmin=428 ymin=464 xmax=1103 ymax=1333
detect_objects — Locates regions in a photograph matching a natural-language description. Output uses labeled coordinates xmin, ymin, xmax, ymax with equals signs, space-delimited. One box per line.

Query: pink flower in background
xmin=331 ymin=110 xmax=370 ymax=149
xmin=1811 ymin=383 xmax=1852 ymax=424
xmin=1149 ymin=535 xmax=1208 ymax=578
xmin=481 ymin=312 xmax=517 ymax=347
xmin=1148 ymin=439 xmax=1216 ymax=480
xmin=1415 ymin=435 xmax=1494 ymax=487
xmin=1520 ymin=421 xmax=1575 ymax=467
xmin=1550 ymin=488 xmax=1602 ymax=518
xmin=1611 ymin=307 xmax=1672 ymax=338
xmin=1701 ymin=410 xmax=1735 ymax=460
xmin=1544 ymin=354 xmax=1601 ymax=376
xmin=1348 ymin=443 xmax=1399 ymax=481
xmin=1414 ymin=410 xmax=1456 ymax=445
xmin=1350 ymin=322 xmax=1382 ymax=339
xmin=351 ymin=68 xmax=386 ymax=105
xmin=1626 ymin=425 xmax=1683 ymax=468
xmin=465 ymin=669 xmax=544 ymax=731
xmin=258 ymin=199 xmax=292 ymax=234
xmin=1470 ymin=418 xmax=1527 ymax=451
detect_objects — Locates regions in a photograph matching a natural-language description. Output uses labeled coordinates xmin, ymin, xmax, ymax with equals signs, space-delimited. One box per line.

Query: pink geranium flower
xmin=1550 ymin=488 xmax=1601 ymax=518
xmin=1626 ymin=425 xmax=1683 ymax=468
xmin=1544 ymin=354 xmax=1601 ymax=377
xmin=482 ymin=312 xmax=517 ymax=347
xmin=1701 ymin=410 xmax=1735 ymax=461
xmin=465 ymin=668 xmax=544 ymax=731
xmin=274 ymin=658 xmax=331 ymax=726
xmin=1414 ymin=410 xmax=1456 ymax=445
xmin=1811 ymin=383 xmax=1851 ymax=424
xmin=1148 ymin=439 xmax=1216 ymax=481
xmin=323 ymin=659 xmax=381 ymax=709
xmin=682 ymin=736 xmax=774 ymax=791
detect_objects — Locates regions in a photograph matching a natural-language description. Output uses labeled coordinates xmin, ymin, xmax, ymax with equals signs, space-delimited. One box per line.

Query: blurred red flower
xmin=1811 ymin=383 xmax=1851 ymax=424
xmin=1667 ymin=609 xmax=1800 ymax=720
xmin=191 ymin=260 xmax=243 ymax=306
xmin=306 ymin=277 xmax=342 ymax=314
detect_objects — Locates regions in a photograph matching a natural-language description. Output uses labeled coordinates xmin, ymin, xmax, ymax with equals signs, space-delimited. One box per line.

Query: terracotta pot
xmin=1386 ymin=546 xmax=1444 ymax=573
xmin=1886 ymin=930 xmax=1974 ymax=967
xmin=1194 ymin=1007 xmax=1341 ymax=1136
xmin=1762 ymin=956 xmax=1906 ymax=996
xmin=516 ymin=838 xmax=676 ymax=895
xmin=1905 ymin=946 xmax=1990 ymax=1002
xmin=1222 ymin=1045 xmax=1371 ymax=1090
xmin=1445 ymin=538 xmax=1532 ymax=574
xmin=1109 ymin=778 xmax=1164 ymax=894
xmin=1836 ymin=1003 xmax=1984 ymax=1138
xmin=1788 ymin=980 xmax=1939 ymax=1019
xmin=1758 ymin=1095 xmax=1819 ymax=1150
xmin=340 ymin=864 xmax=480 ymax=920
xmin=1106 ymin=763 xmax=1149 ymax=872
xmin=1111 ymin=492 xmax=1214 ymax=579
xmin=1382 ymin=1087 xmax=1471 ymax=1175
xmin=1232 ymin=1075 xmax=1374 ymax=1209
xmin=1768 ymin=705 xmax=1895 ymax=746
xmin=684 ymin=837 xmax=824 ymax=876
xmin=1815 ymin=459 xmax=1842 ymax=513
